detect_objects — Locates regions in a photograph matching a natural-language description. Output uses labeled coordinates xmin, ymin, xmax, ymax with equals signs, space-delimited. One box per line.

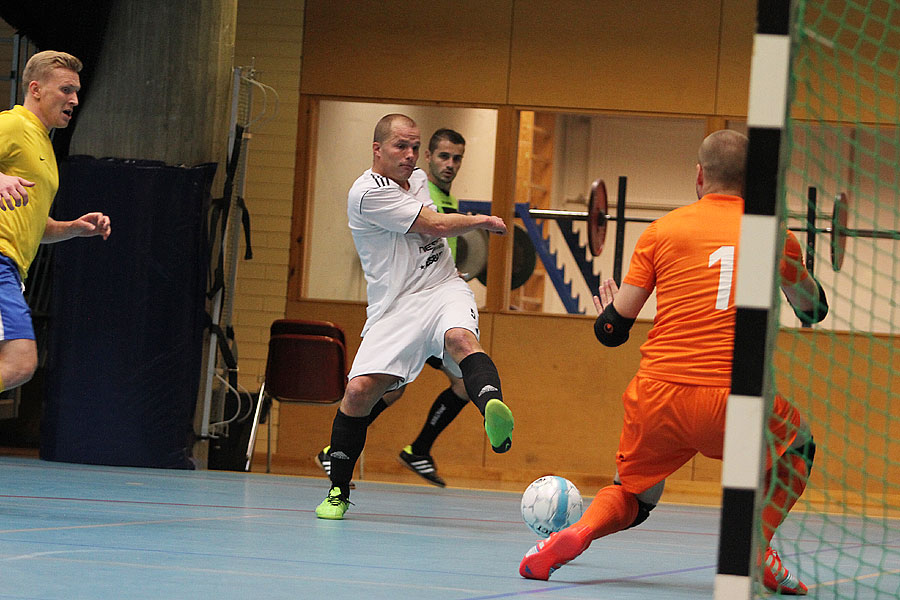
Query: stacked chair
xmin=245 ymin=319 xmax=347 ymax=472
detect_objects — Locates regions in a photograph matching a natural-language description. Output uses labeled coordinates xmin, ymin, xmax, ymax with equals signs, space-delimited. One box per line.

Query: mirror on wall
xmin=509 ymin=112 xmax=711 ymax=317
xmin=305 ymin=100 xmax=498 ymax=307
xmin=303 ymin=101 xmax=743 ymax=318
xmin=302 ymin=100 xmax=893 ymax=332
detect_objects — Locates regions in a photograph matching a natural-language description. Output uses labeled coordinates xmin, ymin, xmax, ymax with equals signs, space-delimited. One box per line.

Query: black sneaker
xmin=315 ymin=446 xmax=331 ymax=476
xmin=398 ymin=445 xmax=446 ymax=487
xmin=315 ymin=446 xmax=355 ymax=489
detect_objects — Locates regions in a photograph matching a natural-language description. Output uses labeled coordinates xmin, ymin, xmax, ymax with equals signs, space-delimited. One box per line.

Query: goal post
xmin=715 ymin=1 xmax=793 ymax=598
xmin=718 ymin=1 xmax=900 ymax=598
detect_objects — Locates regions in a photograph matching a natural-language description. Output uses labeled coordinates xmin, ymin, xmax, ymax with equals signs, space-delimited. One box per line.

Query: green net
xmin=758 ymin=1 xmax=900 ymax=597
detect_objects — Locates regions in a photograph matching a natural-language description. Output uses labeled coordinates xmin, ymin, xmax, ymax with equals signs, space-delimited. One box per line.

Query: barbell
xmin=521 ymin=179 xmax=900 ymax=274
xmin=459 ymin=178 xmax=899 ymax=285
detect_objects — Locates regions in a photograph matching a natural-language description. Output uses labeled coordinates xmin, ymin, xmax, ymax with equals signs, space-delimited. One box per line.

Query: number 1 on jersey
xmin=709 ymin=246 xmax=735 ymax=310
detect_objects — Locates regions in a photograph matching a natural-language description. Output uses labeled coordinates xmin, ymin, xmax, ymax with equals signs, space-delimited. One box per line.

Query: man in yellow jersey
xmin=316 ymin=129 xmax=475 ymax=487
xmin=519 ymin=130 xmax=826 ymax=595
xmin=0 ymin=50 xmax=112 ymax=394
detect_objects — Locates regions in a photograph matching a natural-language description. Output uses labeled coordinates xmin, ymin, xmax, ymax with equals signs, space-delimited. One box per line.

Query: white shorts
xmin=349 ymin=278 xmax=479 ymax=389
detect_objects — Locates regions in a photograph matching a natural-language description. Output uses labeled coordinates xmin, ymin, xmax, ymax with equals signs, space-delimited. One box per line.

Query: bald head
xmin=374 ymin=113 xmax=417 ymax=144
xmin=372 ymin=113 xmax=420 ymax=186
xmin=697 ymin=130 xmax=748 ymax=196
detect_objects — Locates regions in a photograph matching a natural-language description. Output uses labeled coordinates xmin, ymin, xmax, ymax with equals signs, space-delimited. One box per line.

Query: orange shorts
xmin=615 ymin=376 xmax=804 ymax=494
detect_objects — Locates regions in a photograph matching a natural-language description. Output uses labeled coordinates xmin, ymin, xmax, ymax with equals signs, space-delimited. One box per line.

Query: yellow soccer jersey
xmin=0 ymin=105 xmax=58 ymax=279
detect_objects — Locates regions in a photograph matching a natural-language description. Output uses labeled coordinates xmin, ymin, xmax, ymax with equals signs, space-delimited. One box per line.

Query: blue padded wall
xmin=41 ymin=156 xmax=214 ymax=469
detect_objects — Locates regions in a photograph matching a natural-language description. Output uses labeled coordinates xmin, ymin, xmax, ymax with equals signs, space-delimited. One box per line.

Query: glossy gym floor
xmin=1 ymin=456 xmax=896 ymax=599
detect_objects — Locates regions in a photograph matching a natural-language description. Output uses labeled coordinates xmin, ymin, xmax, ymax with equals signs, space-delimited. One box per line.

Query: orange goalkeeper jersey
xmin=623 ymin=193 xmax=744 ymax=386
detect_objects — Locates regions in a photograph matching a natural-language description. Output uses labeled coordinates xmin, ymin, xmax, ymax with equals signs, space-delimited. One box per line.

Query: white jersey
xmin=348 ymin=168 xmax=458 ymax=335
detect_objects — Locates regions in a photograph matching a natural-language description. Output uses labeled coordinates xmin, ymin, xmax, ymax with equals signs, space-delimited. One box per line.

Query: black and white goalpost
xmin=714 ymin=1 xmax=793 ymax=598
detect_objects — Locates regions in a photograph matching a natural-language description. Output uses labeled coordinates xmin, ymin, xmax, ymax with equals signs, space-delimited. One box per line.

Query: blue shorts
xmin=0 ymin=254 xmax=34 ymax=341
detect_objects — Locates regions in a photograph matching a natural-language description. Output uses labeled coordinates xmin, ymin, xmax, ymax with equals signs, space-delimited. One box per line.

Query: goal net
xmin=761 ymin=0 xmax=900 ymax=597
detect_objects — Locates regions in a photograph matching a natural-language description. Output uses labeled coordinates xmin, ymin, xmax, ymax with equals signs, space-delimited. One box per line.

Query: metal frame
xmin=197 ymin=66 xmax=257 ymax=457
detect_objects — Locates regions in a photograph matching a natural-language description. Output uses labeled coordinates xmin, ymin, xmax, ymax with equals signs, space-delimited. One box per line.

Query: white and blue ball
xmin=521 ymin=475 xmax=584 ymax=538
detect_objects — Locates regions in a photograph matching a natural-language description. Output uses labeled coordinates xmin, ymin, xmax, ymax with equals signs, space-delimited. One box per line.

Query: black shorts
xmin=425 ymin=355 xmax=443 ymax=370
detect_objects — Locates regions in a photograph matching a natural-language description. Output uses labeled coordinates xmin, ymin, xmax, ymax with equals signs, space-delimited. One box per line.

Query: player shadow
xmin=539 ymin=560 xmax=717 ymax=596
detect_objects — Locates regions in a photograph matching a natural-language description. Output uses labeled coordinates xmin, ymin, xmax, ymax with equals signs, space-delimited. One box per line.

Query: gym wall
xmin=235 ymin=0 xmax=754 ymax=477
xmin=278 ymin=299 xmax=899 ymax=504
xmin=232 ymin=0 xmax=884 ymax=503
xmin=299 ymin=0 xmax=755 ymax=115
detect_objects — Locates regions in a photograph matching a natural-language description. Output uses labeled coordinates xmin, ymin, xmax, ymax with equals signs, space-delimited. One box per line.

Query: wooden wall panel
xmin=299 ymin=0 xmax=753 ymax=117
xmin=508 ymin=0 xmax=723 ymax=114
xmin=271 ymin=300 xmax=896 ymax=511
xmin=774 ymin=330 xmax=900 ymax=496
xmin=484 ymin=312 xmax=644 ymax=479
xmin=715 ymin=0 xmax=755 ymax=116
xmin=300 ymin=1 xmax=513 ymax=104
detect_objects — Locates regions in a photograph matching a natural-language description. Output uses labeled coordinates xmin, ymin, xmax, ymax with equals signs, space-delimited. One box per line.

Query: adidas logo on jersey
xmin=370 ymin=173 xmax=390 ymax=187
xmin=478 ymin=385 xmax=499 ymax=397
xmin=330 ymin=450 xmax=350 ymax=460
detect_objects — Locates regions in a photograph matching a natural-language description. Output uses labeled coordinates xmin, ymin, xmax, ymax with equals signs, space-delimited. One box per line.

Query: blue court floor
xmin=1 ymin=456 xmax=897 ymax=599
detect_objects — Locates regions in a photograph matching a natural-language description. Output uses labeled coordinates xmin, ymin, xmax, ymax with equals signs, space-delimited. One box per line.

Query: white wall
xmin=542 ymin=115 xmax=707 ymax=318
xmin=783 ymin=124 xmax=900 ymax=334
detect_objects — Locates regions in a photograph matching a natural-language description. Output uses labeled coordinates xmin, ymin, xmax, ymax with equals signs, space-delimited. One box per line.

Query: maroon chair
xmin=245 ymin=319 xmax=347 ymax=472
xmin=269 ymin=318 xmax=346 ymax=346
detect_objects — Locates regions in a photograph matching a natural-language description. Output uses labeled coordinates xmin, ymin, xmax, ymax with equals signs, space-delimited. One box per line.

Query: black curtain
xmin=41 ymin=157 xmax=215 ymax=468
xmin=1 ymin=0 xmax=114 ymax=158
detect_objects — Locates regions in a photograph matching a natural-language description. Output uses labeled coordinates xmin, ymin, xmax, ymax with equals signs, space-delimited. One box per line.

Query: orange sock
xmin=780 ymin=230 xmax=809 ymax=284
xmin=570 ymin=485 xmax=640 ymax=547
xmin=761 ymin=452 xmax=809 ymax=544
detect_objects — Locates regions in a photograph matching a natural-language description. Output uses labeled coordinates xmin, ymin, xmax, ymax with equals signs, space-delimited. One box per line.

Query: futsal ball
xmin=521 ymin=475 xmax=584 ymax=538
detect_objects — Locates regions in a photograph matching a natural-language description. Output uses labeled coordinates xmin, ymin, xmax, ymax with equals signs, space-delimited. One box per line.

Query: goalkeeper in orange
xmin=519 ymin=130 xmax=827 ymax=595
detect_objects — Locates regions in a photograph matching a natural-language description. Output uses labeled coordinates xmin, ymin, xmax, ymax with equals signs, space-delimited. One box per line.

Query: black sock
xmin=410 ymin=388 xmax=468 ymax=456
xmin=327 ymin=409 xmax=368 ymax=494
xmin=367 ymin=398 xmax=389 ymax=426
xmin=459 ymin=352 xmax=503 ymax=415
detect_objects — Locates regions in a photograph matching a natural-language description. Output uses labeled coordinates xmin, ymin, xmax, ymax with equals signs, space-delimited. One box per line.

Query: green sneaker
xmin=315 ymin=486 xmax=351 ymax=520
xmin=484 ymin=398 xmax=514 ymax=453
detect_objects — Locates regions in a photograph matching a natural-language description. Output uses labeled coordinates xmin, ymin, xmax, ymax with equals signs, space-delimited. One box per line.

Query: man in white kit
xmin=316 ymin=113 xmax=514 ymax=519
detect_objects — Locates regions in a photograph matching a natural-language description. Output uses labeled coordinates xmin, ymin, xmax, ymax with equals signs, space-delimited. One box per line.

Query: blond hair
xmin=22 ymin=51 xmax=83 ymax=85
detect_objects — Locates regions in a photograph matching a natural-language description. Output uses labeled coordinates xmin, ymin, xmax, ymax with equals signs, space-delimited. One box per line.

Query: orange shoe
xmin=763 ymin=547 xmax=808 ymax=595
xmin=519 ymin=526 xmax=588 ymax=580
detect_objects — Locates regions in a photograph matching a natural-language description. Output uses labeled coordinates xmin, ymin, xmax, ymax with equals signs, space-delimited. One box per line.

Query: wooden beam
xmin=484 ymin=105 xmax=519 ymax=312
xmin=287 ymin=94 xmax=319 ymax=302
